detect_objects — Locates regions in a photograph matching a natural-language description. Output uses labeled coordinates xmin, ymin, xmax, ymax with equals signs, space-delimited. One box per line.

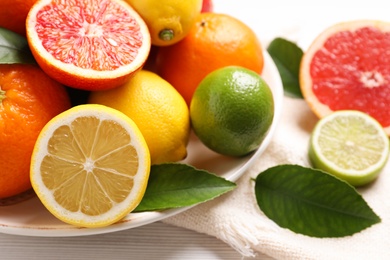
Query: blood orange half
xmin=300 ymin=20 xmax=390 ymax=135
xmin=26 ymin=0 xmax=151 ymax=91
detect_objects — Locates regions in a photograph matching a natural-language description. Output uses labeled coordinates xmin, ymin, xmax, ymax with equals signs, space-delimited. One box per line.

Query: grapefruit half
xmin=26 ymin=0 xmax=151 ymax=91
xmin=300 ymin=20 xmax=390 ymax=135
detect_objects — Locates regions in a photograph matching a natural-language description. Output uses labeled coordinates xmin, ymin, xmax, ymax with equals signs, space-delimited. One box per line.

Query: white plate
xmin=0 ymin=51 xmax=283 ymax=237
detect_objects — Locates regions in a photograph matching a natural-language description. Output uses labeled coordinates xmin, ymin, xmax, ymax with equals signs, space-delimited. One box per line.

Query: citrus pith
xmin=30 ymin=104 xmax=151 ymax=228
xmin=26 ymin=0 xmax=151 ymax=91
xmin=300 ymin=20 xmax=390 ymax=135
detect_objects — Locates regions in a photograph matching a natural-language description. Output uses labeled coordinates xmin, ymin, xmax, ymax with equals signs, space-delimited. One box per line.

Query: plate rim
xmin=0 ymin=51 xmax=284 ymax=237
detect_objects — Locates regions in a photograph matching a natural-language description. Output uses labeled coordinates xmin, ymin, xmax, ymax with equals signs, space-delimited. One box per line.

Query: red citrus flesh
xmin=26 ymin=0 xmax=151 ymax=90
xmin=300 ymin=20 xmax=390 ymax=135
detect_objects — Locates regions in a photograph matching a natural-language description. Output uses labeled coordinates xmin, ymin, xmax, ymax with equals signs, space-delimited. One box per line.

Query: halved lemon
xmin=30 ymin=104 xmax=151 ymax=228
xmin=309 ymin=110 xmax=389 ymax=187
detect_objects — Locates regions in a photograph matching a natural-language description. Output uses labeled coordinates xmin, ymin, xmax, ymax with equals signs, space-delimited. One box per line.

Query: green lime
xmin=190 ymin=66 xmax=274 ymax=157
xmin=309 ymin=110 xmax=390 ymax=187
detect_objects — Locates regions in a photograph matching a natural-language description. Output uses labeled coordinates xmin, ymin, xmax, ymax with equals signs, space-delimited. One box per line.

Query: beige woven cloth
xmin=163 ymin=96 xmax=390 ymax=259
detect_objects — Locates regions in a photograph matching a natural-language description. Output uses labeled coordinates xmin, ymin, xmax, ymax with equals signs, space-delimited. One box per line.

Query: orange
xmin=155 ymin=12 xmax=264 ymax=106
xmin=0 ymin=64 xmax=71 ymax=199
xmin=0 ymin=0 xmax=37 ymax=36
xmin=25 ymin=0 xmax=151 ymax=91
xmin=300 ymin=20 xmax=390 ymax=135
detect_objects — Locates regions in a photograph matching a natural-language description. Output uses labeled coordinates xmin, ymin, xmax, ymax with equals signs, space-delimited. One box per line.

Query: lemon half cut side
xmin=30 ymin=104 xmax=151 ymax=228
xmin=309 ymin=110 xmax=389 ymax=187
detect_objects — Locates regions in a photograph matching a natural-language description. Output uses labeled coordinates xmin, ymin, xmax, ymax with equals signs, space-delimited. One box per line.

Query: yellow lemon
xmin=125 ymin=0 xmax=202 ymax=46
xmin=30 ymin=104 xmax=151 ymax=228
xmin=88 ymin=70 xmax=190 ymax=165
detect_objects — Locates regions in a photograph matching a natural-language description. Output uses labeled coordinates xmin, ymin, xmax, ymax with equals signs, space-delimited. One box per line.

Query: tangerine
xmin=26 ymin=0 xmax=151 ymax=91
xmin=0 ymin=64 xmax=71 ymax=199
xmin=300 ymin=20 xmax=390 ymax=135
xmin=155 ymin=12 xmax=264 ymax=106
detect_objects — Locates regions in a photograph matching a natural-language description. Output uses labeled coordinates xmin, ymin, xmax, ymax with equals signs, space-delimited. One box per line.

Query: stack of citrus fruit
xmin=0 ymin=0 xmax=274 ymax=227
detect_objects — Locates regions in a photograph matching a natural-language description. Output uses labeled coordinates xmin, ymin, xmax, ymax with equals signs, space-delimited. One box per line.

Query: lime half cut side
xmin=309 ymin=110 xmax=389 ymax=187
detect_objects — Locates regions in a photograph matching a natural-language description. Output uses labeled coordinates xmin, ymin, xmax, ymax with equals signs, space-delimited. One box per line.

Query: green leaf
xmin=255 ymin=164 xmax=381 ymax=237
xmin=134 ymin=163 xmax=236 ymax=212
xmin=267 ymin=37 xmax=303 ymax=98
xmin=0 ymin=27 xmax=36 ymax=64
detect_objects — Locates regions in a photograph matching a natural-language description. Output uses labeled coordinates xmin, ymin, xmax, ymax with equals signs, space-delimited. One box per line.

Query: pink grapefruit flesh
xmin=300 ymin=20 xmax=390 ymax=135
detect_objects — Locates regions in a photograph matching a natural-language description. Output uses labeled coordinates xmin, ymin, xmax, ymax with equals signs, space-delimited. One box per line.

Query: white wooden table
xmin=0 ymin=221 xmax=272 ymax=259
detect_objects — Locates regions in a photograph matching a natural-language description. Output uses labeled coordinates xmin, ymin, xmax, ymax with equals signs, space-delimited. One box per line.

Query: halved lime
xmin=309 ymin=110 xmax=389 ymax=187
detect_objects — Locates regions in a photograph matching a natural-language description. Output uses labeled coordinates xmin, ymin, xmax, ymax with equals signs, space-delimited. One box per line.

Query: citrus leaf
xmin=134 ymin=163 xmax=236 ymax=212
xmin=255 ymin=164 xmax=381 ymax=237
xmin=0 ymin=27 xmax=36 ymax=64
xmin=267 ymin=37 xmax=303 ymax=98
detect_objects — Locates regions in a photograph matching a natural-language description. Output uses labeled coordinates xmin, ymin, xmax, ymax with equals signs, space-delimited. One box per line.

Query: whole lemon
xmin=88 ymin=70 xmax=190 ymax=164
xmin=125 ymin=0 xmax=202 ymax=46
xmin=190 ymin=66 xmax=274 ymax=157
